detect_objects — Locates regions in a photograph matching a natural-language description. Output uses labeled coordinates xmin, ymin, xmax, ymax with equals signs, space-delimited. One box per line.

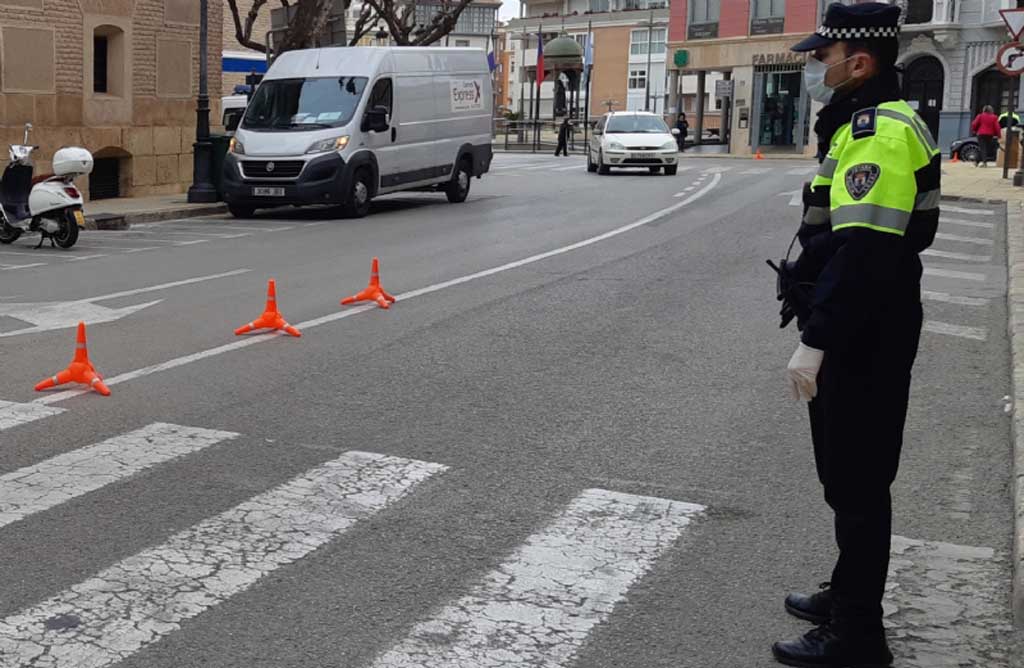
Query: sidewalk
xmin=84 ymin=194 xmax=226 ymax=230
xmin=942 ymin=161 xmax=1024 ymax=203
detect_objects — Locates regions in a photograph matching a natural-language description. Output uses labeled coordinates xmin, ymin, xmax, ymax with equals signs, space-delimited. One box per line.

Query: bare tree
xmin=226 ymin=0 xmax=477 ymax=54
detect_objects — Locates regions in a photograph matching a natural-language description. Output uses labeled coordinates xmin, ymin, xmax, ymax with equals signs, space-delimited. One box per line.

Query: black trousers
xmin=807 ymin=297 xmax=923 ymax=632
xmin=555 ymin=138 xmax=568 ymax=156
xmin=977 ymin=135 xmax=998 ymax=164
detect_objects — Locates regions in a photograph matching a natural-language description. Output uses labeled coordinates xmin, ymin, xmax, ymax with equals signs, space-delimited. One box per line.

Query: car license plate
xmin=253 ymin=187 xmax=285 ymax=197
xmin=631 ymin=153 xmax=656 ymax=160
xmin=73 ymin=210 xmax=86 ymax=228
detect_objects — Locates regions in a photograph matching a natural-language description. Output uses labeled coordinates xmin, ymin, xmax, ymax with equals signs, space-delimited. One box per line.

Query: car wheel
xmin=446 ymin=158 xmax=472 ymax=203
xmin=598 ymin=150 xmax=610 ymax=175
xmin=959 ymin=144 xmax=980 ymax=163
xmin=664 ymin=165 xmax=678 ymax=176
xmin=343 ymin=168 xmax=373 ymax=218
xmin=587 ymin=150 xmax=598 ymax=173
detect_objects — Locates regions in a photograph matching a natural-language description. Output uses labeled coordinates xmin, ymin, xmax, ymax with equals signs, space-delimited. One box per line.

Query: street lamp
xmin=639 ymin=9 xmax=656 ymax=112
xmin=187 ymin=0 xmax=217 ymax=203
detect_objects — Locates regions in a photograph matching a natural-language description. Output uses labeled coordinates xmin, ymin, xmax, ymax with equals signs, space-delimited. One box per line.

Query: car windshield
xmin=242 ymin=77 xmax=368 ymax=130
xmin=605 ymin=115 xmax=670 ymax=134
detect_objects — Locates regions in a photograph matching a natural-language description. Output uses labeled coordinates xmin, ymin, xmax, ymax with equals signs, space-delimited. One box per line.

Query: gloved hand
xmin=787 ymin=342 xmax=824 ymax=402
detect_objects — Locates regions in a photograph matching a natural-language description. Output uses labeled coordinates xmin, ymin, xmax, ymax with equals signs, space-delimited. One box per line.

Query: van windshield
xmin=242 ymin=77 xmax=368 ymax=130
xmin=605 ymin=115 xmax=670 ymax=134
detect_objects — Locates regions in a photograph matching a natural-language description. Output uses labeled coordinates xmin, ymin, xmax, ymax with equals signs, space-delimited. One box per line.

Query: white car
xmin=587 ymin=111 xmax=681 ymax=176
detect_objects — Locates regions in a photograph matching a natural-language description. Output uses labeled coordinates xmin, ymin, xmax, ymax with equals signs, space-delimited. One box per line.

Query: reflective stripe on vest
xmin=831 ymin=203 xmax=911 ymax=236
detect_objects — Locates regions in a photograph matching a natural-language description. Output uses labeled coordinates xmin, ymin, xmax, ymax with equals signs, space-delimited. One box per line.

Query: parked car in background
xmin=951 ymin=136 xmax=984 ymax=163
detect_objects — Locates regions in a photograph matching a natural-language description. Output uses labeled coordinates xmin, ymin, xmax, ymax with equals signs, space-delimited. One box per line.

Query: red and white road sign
xmin=997 ymin=42 xmax=1024 ymax=77
xmin=1001 ymin=8 xmax=1024 ymax=40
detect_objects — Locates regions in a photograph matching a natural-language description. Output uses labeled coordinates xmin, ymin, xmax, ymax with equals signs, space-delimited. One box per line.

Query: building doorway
xmin=751 ymin=65 xmax=809 ymax=152
xmin=973 ymin=67 xmax=1018 ymax=116
xmin=903 ymin=56 xmax=943 ymax=140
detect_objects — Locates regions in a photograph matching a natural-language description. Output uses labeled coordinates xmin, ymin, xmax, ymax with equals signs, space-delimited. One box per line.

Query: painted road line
xmin=79 ymin=268 xmax=251 ymax=303
xmin=0 ymin=263 xmax=46 ymax=271
xmin=923 ymin=320 xmax=988 ymax=341
xmin=65 ymin=254 xmax=109 ymax=262
xmin=122 ymin=247 xmax=163 ymax=254
xmin=702 ymin=166 xmax=733 ymax=173
xmin=369 ymin=489 xmax=704 ymax=668
xmin=0 ymin=423 xmax=238 ymax=530
xmin=923 ymin=267 xmax=987 ymax=282
xmin=740 ymin=168 xmax=771 ymax=174
xmin=921 ymin=249 xmax=992 ymax=262
xmin=173 ymin=239 xmax=210 ymax=246
xmin=0 ymin=401 xmax=65 ymax=433
xmin=934 ymin=232 xmax=994 ymax=246
xmin=786 ymin=167 xmax=816 ymax=175
xmin=0 ymin=451 xmax=446 ymax=668
xmin=922 ymin=290 xmax=989 ymax=306
xmin=33 ymin=175 xmax=723 ymax=404
xmin=674 ymin=186 xmax=697 ymax=197
xmin=778 ymin=189 xmax=802 ymax=206
xmin=941 ymin=217 xmax=996 ymax=230
xmin=942 ymin=205 xmax=995 ymax=216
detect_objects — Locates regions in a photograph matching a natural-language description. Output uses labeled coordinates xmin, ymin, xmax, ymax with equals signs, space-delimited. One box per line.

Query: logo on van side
xmin=451 ymin=80 xmax=485 ymax=113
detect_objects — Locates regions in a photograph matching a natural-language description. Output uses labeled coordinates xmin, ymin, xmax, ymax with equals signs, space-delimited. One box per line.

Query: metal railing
xmin=493 ymin=118 xmax=592 ymax=153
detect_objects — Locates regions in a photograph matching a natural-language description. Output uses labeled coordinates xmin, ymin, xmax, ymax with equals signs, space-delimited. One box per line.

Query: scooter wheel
xmin=0 ymin=221 xmax=21 ymax=244
xmin=52 ymin=211 xmax=79 ymax=249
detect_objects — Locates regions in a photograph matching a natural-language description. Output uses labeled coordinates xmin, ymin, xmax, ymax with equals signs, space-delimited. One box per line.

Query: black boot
xmin=771 ymin=624 xmax=893 ymax=668
xmin=785 ymin=582 xmax=833 ymax=624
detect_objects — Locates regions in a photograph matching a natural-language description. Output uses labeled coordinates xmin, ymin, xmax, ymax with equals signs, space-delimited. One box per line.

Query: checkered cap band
xmin=815 ymin=25 xmax=899 ymax=39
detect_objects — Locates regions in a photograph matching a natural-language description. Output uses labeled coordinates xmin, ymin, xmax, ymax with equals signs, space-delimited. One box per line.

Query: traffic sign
xmin=997 ymin=42 xmax=1024 ymax=77
xmin=1001 ymin=8 xmax=1024 ymax=40
xmin=715 ymin=79 xmax=734 ymax=99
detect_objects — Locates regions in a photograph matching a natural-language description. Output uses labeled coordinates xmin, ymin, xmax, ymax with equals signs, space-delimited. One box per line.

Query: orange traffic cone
xmin=950 ymin=152 xmax=960 ymax=163
xmin=235 ymin=279 xmax=301 ymax=337
xmin=754 ymin=149 xmax=765 ymax=160
xmin=341 ymin=257 xmax=396 ymax=310
xmin=35 ymin=322 xmax=111 ymax=396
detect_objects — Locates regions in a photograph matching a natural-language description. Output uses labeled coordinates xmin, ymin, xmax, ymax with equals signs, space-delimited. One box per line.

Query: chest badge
xmin=845 ymin=163 xmax=881 ymax=200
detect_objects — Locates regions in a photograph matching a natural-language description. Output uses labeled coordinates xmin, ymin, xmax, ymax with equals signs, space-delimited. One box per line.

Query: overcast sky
xmin=499 ymin=1 xmax=521 ymax=20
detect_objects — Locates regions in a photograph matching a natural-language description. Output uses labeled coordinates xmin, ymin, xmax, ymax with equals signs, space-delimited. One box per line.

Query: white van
xmin=223 ymin=47 xmax=493 ymax=218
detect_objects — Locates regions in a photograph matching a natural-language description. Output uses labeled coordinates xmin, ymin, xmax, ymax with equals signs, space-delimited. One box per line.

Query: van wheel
xmin=0 ymin=220 xmax=21 ymax=244
xmin=598 ymin=150 xmax=610 ymax=175
xmin=446 ymin=158 xmax=472 ymax=203
xmin=228 ymin=204 xmax=255 ymax=218
xmin=343 ymin=169 xmax=373 ymax=218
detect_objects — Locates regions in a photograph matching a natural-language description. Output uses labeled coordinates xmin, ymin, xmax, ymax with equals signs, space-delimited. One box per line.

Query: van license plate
xmin=253 ymin=187 xmax=285 ymax=197
xmin=73 ymin=210 xmax=86 ymax=228
xmin=631 ymin=153 xmax=655 ymax=160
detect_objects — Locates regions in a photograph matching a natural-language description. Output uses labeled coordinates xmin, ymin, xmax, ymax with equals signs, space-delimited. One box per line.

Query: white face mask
xmin=804 ymin=55 xmax=855 ymax=104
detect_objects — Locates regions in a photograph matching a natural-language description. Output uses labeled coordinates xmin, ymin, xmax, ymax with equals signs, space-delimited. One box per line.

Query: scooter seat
xmin=31 ymin=173 xmax=54 ymax=186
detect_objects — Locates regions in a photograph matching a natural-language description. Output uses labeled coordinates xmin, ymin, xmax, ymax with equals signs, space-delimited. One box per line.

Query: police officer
xmin=774 ymin=4 xmax=940 ymax=666
xmin=999 ymin=109 xmax=1021 ymax=129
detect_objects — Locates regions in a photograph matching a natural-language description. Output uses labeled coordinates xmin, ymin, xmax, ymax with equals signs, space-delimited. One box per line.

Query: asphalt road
xmin=0 ymin=153 xmax=1017 ymax=667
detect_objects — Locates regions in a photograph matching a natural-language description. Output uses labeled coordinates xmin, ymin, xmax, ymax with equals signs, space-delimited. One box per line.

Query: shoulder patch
xmin=845 ymin=163 xmax=881 ymax=200
xmin=851 ymin=107 xmax=877 ymax=139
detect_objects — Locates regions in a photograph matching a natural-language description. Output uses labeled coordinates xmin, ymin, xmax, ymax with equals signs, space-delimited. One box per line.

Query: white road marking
xmin=33 ymin=175 xmax=723 ymax=404
xmin=0 ymin=401 xmax=65 ymax=433
xmin=923 ymin=267 xmax=987 ymax=282
xmin=923 ymin=320 xmax=988 ymax=341
xmin=941 ymin=217 xmax=995 ymax=230
xmin=921 ymin=249 xmax=991 ymax=262
xmin=369 ymin=489 xmax=704 ymax=668
xmin=702 ymin=166 xmax=733 ymax=173
xmin=0 ymin=423 xmax=238 ymax=530
xmin=65 ymin=254 xmax=108 ymax=262
xmin=778 ymin=189 xmax=802 ymax=206
xmin=122 ymin=247 xmax=163 ymax=253
xmin=942 ymin=205 xmax=995 ymax=216
xmin=674 ymin=186 xmax=697 ymax=197
xmin=173 ymin=239 xmax=210 ymax=246
xmin=921 ymin=290 xmax=989 ymax=306
xmin=786 ymin=167 xmax=816 ymax=175
xmin=0 ymin=451 xmax=445 ymax=668
xmin=0 ymin=269 xmax=251 ymax=338
xmin=934 ymin=232 xmax=993 ymax=246
xmin=740 ymin=168 xmax=771 ymax=174
xmin=0 ymin=263 xmax=45 ymax=271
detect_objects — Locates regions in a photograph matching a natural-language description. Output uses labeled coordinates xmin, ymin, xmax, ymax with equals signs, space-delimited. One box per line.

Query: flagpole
xmin=535 ymin=24 xmax=543 ymax=151
xmin=583 ymin=22 xmax=592 ymax=148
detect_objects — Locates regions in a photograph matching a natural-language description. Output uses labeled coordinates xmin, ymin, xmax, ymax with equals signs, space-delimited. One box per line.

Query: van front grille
xmin=240 ymin=160 xmax=305 ymax=179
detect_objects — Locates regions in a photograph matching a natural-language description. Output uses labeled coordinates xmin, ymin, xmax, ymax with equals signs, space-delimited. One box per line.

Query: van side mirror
xmin=363 ymin=105 xmax=389 ymax=133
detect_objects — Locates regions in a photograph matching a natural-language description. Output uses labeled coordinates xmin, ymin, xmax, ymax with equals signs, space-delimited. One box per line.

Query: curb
xmin=1006 ymin=198 xmax=1024 ymax=628
xmin=83 ymin=203 xmax=227 ymax=230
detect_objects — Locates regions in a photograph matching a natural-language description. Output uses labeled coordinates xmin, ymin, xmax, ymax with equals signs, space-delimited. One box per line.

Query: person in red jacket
xmin=970 ymin=105 xmax=1001 ymax=167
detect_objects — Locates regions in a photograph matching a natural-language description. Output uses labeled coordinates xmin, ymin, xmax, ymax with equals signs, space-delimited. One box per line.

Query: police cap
xmin=791 ymin=2 xmax=901 ymax=53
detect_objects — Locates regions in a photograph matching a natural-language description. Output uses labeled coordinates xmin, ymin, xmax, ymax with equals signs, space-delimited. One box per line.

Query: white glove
xmin=787 ymin=342 xmax=824 ymax=402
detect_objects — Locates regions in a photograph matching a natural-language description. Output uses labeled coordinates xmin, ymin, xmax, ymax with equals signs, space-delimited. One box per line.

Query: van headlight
xmin=608 ymin=141 xmax=625 ymax=152
xmin=662 ymin=140 xmax=678 ymax=151
xmin=229 ymin=137 xmax=245 ymax=155
xmin=306 ymin=135 xmax=350 ymax=154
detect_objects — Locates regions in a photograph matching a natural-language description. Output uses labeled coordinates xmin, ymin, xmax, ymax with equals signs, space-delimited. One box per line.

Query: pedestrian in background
xmin=554 ymin=117 xmax=574 ymax=157
xmin=970 ymin=105 xmax=1000 ymax=167
xmin=675 ymin=113 xmax=689 ymax=152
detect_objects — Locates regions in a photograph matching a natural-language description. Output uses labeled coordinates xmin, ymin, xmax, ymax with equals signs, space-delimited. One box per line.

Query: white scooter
xmin=0 ymin=124 xmax=93 ymax=250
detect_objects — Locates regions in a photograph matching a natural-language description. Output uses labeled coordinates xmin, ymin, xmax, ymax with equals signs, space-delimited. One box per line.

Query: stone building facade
xmin=0 ymin=0 xmax=223 ymax=200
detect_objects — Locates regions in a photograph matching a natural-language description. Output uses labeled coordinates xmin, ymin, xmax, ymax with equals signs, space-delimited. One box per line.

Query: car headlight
xmin=229 ymin=137 xmax=244 ymax=155
xmin=662 ymin=141 xmax=678 ymax=151
xmin=608 ymin=141 xmax=625 ymax=152
xmin=306 ymin=135 xmax=350 ymax=154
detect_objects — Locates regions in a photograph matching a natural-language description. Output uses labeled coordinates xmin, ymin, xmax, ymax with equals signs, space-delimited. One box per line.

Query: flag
xmin=536 ymin=30 xmax=545 ymax=85
xmin=582 ymin=31 xmax=594 ymax=86
xmin=487 ymin=51 xmax=497 ymax=72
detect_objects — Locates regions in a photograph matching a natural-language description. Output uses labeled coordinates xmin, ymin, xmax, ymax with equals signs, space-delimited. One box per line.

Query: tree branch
xmin=227 ymin=0 xmax=270 ymax=52
xmin=349 ymin=2 xmax=378 ymax=45
xmin=412 ymin=0 xmax=474 ymax=46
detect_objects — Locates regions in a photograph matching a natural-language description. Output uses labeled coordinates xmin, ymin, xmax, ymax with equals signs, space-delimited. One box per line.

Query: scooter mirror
xmin=23 ymin=123 xmax=32 ymax=145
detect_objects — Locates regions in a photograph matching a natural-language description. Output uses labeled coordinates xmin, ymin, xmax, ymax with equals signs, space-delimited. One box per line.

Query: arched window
xmin=973 ymin=67 xmax=1017 ymax=116
xmin=93 ymin=25 xmax=125 ymax=96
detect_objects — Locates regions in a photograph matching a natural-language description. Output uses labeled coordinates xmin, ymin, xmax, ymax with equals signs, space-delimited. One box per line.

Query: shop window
xmin=904 ymin=0 xmax=933 ymax=24
xmin=630 ymin=28 xmax=666 ymax=56
xmin=628 ymin=69 xmax=647 ymax=90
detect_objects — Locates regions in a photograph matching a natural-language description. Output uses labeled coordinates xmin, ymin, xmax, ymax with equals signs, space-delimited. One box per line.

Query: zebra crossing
xmin=0 ymin=417 xmax=1012 ymax=667
xmin=489 ymin=153 xmax=821 ymax=179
